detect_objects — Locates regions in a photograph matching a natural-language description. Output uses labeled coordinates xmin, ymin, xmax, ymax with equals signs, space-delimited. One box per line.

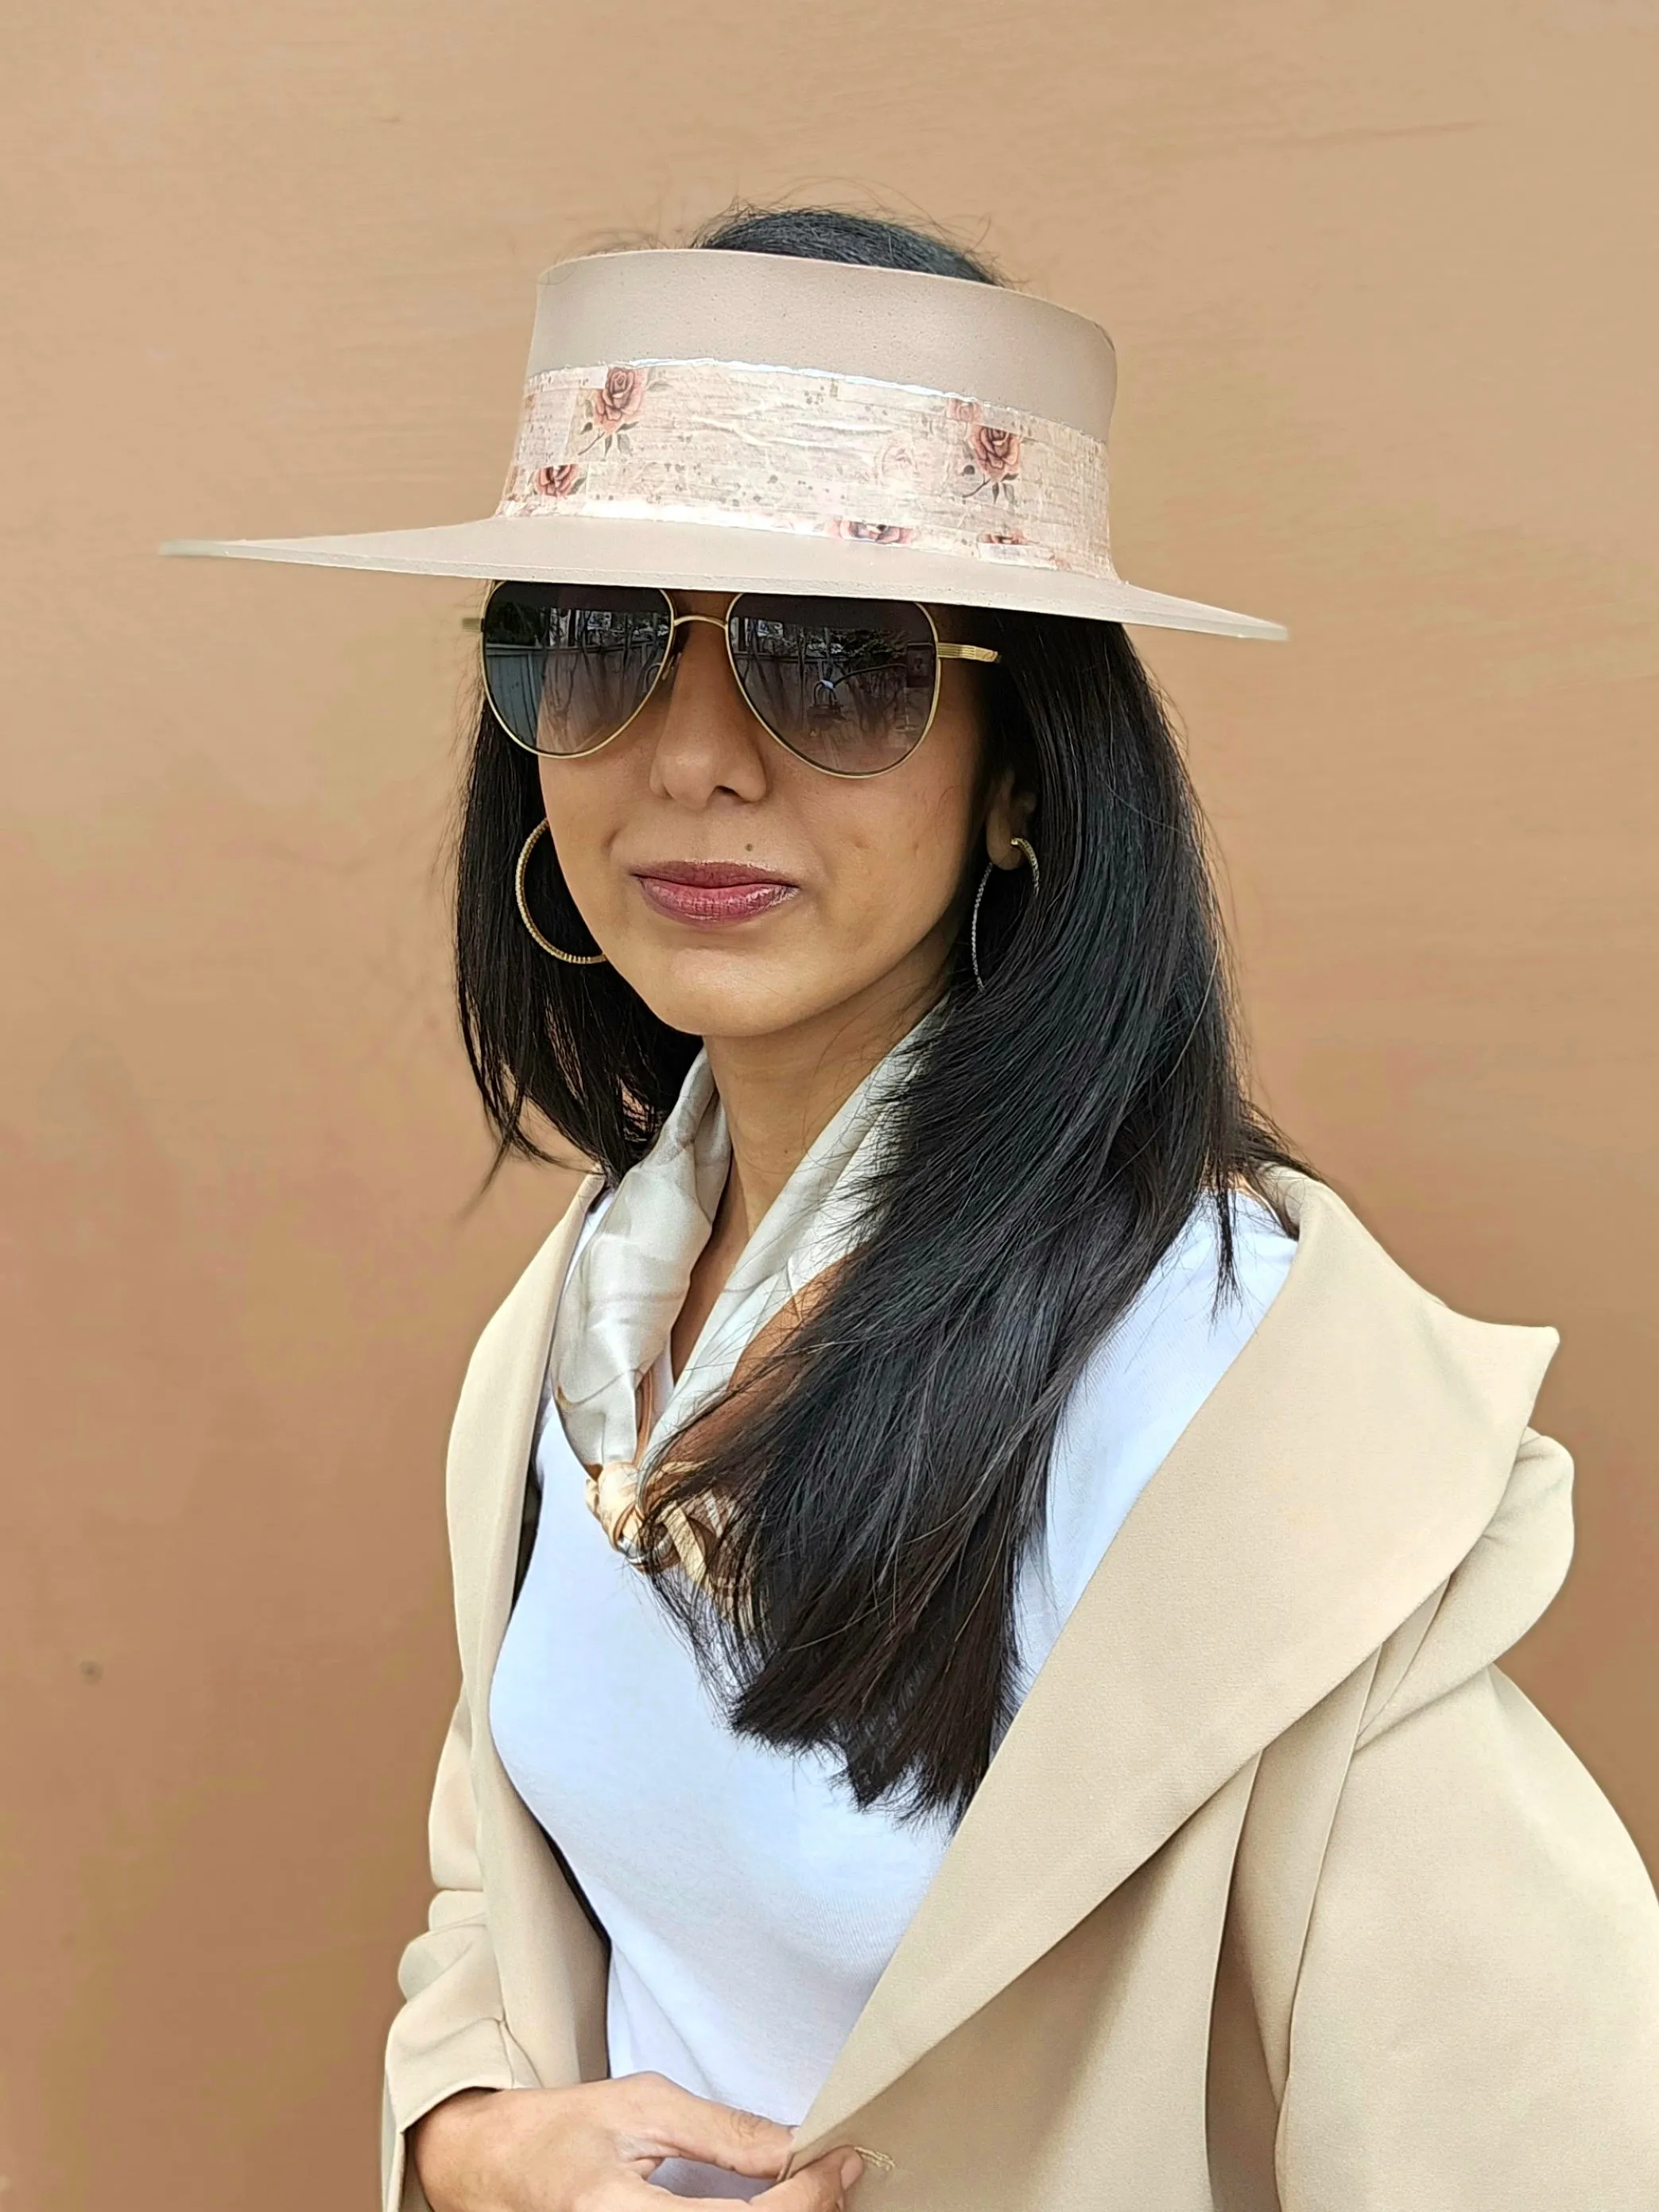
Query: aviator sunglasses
xmin=478 ymin=581 xmax=1000 ymax=779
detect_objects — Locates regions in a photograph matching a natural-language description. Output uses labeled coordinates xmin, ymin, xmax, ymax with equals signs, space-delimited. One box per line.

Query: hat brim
xmin=161 ymin=512 xmax=1285 ymax=641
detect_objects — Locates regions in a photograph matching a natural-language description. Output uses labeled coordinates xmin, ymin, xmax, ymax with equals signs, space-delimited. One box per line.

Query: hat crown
xmin=523 ymin=247 xmax=1118 ymax=439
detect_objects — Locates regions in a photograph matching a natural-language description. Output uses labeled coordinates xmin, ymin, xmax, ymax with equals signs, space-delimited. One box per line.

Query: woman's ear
xmin=983 ymin=768 xmax=1037 ymax=869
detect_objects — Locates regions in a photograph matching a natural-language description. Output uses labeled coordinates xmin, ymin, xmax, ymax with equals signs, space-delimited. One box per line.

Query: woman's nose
xmin=646 ymin=607 xmax=770 ymax=803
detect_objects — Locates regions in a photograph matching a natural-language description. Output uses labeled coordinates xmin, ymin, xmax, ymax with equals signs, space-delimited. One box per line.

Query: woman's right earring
xmin=969 ymin=835 xmax=1041 ymax=991
xmin=514 ymin=819 xmax=608 ymax=966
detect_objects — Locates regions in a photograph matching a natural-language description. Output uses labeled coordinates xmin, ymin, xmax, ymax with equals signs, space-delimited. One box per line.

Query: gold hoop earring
xmin=969 ymin=835 xmax=1040 ymax=992
xmin=514 ymin=820 xmax=607 ymax=966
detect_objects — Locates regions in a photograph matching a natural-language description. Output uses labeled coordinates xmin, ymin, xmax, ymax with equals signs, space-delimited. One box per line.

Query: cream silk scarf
xmin=549 ymin=1011 xmax=939 ymax=1595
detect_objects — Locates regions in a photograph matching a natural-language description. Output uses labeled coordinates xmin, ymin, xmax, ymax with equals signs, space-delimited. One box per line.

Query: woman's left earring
xmin=514 ymin=820 xmax=608 ymax=966
xmin=969 ymin=835 xmax=1041 ymax=991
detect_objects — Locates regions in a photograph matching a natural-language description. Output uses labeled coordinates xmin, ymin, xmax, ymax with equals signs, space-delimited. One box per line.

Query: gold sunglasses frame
xmin=472 ymin=584 xmax=998 ymax=781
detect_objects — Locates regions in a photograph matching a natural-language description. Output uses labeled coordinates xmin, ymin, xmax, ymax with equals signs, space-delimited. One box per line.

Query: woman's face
xmin=537 ymin=592 xmax=1027 ymax=1043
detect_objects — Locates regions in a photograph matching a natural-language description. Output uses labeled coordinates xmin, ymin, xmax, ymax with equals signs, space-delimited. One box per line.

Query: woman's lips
xmin=631 ymin=861 xmax=800 ymax=927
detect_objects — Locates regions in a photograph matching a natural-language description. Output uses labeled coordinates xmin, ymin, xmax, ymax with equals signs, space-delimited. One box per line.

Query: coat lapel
xmin=450 ymin=1174 xmax=606 ymax=1698
xmin=786 ymin=1173 xmax=1559 ymax=2165
xmin=447 ymin=1173 xmax=614 ymax=2086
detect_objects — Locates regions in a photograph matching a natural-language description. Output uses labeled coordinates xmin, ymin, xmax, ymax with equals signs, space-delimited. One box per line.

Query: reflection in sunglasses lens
xmin=483 ymin=584 xmax=673 ymax=755
xmin=727 ymin=597 xmax=937 ymax=774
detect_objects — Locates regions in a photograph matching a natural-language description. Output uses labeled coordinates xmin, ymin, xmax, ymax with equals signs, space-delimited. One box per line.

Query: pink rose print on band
xmin=587 ymin=366 xmax=648 ymax=441
xmin=533 ymin=463 xmax=583 ymax=499
xmin=962 ymin=424 xmax=1022 ymax=503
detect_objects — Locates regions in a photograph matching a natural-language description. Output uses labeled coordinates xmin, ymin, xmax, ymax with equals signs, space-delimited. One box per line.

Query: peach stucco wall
xmin=3 ymin=4 xmax=1655 ymax=2206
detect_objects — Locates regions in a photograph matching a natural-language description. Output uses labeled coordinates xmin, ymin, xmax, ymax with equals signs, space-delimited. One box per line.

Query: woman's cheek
xmin=547 ymin=804 xmax=622 ymax=934
xmin=832 ymin=844 xmax=953 ymax=974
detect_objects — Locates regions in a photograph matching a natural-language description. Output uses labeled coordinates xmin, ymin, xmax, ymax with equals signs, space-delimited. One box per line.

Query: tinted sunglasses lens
xmin=727 ymin=596 xmax=938 ymax=774
xmin=482 ymin=583 xmax=672 ymax=755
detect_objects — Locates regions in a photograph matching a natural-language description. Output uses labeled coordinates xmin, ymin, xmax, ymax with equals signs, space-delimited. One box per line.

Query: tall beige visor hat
xmin=162 ymin=246 xmax=1285 ymax=641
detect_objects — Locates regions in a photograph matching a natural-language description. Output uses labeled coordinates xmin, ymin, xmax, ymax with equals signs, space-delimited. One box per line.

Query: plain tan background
xmin=3 ymin=3 xmax=1656 ymax=2206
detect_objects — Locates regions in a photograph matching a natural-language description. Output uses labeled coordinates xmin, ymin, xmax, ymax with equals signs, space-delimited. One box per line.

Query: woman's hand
xmin=409 ymin=2077 xmax=863 ymax=2212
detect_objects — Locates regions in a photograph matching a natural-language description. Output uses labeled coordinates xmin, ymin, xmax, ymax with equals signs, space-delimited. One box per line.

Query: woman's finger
xmin=751 ymin=2148 xmax=865 ymax=2210
xmin=608 ymin=2070 xmax=797 ymax=2179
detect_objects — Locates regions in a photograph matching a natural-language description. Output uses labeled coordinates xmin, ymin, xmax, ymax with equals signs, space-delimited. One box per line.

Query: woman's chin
xmin=617 ymin=951 xmax=858 ymax=1045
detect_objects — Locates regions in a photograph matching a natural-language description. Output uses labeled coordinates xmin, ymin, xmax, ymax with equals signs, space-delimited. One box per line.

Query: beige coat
xmin=382 ymin=1171 xmax=1659 ymax=2212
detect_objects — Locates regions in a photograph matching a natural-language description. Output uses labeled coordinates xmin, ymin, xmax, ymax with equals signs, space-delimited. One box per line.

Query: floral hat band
xmin=162 ymin=247 xmax=1285 ymax=641
xmin=499 ymin=356 xmax=1111 ymax=577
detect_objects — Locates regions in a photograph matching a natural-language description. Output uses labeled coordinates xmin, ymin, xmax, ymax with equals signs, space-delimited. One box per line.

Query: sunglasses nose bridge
xmin=653 ymin=603 xmax=764 ymax=742
xmin=658 ymin=606 xmax=737 ymax=689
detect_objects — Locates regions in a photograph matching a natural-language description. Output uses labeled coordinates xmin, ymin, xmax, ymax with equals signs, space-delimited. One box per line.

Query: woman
xmin=167 ymin=209 xmax=1659 ymax=2211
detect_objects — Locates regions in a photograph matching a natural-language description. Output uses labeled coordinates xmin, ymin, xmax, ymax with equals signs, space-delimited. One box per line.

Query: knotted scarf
xmin=548 ymin=1010 xmax=938 ymax=1599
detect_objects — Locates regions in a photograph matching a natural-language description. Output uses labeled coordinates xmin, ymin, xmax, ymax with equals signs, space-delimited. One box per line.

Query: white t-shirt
xmin=489 ymin=1191 xmax=1295 ymax=2195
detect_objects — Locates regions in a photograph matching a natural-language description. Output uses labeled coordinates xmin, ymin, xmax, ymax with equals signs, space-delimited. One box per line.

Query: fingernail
xmin=839 ymin=2151 xmax=864 ymax=2188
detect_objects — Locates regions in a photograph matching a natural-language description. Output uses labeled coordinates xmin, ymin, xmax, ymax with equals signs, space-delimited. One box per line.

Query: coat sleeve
xmin=1277 ymin=1647 xmax=1659 ymax=2210
xmin=380 ymin=1178 xmax=610 ymax=2212
xmin=379 ymin=1691 xmax=542 ymax=2212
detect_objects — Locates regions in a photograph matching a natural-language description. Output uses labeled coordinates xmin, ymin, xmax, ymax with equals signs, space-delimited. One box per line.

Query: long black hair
xmin=455 ymin=205 xmax=1300 ymax=1822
